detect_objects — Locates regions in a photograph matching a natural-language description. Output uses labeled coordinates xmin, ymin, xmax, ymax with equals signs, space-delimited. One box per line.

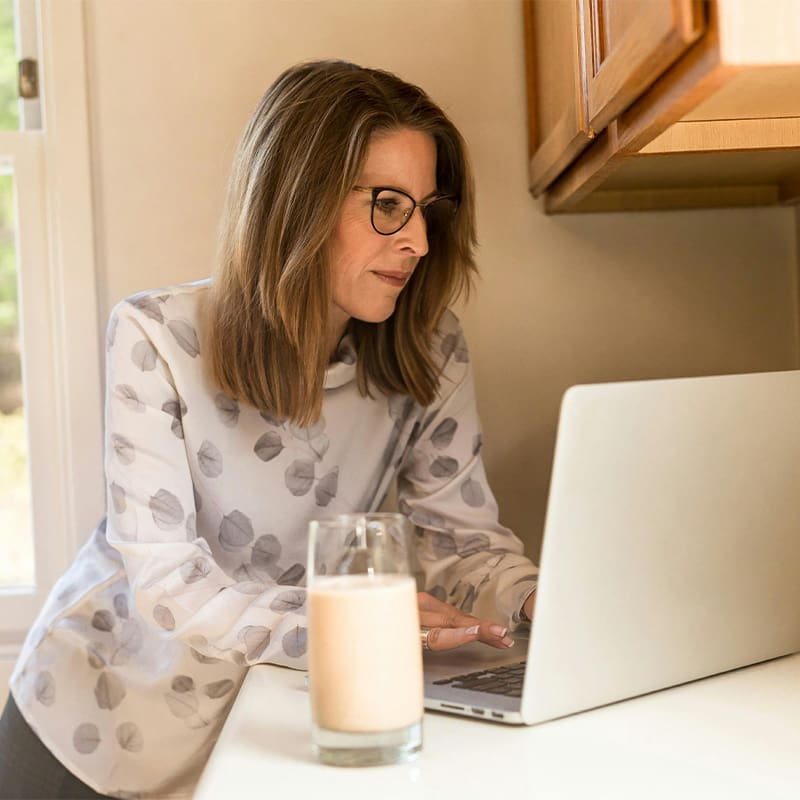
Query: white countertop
xmin=195 ymin=652 xmax=800 ymax=800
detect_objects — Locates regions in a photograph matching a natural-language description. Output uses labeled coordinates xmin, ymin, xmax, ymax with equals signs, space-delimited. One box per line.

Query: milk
xmin=308 ymin=573 xmax=423 ymax=733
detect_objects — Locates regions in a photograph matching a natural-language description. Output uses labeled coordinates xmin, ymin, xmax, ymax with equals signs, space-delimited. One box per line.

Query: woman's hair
xmin=203 ymin=59 xmax=477 ymax=425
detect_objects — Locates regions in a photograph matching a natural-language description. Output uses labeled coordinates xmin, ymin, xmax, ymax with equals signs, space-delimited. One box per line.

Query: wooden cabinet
xmin=525 ymin=0 xmax=800 ymax=213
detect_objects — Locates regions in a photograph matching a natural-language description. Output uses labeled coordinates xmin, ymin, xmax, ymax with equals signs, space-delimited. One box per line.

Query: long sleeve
xmin=105 ymin=296 xmax=307 ymax=667
xmin=397 ymin=311 xmax=539 ymax=626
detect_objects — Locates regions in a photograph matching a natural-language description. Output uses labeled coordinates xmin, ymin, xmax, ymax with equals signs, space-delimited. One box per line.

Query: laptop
xmin=424 ymin=369 xmax=800 ymax=724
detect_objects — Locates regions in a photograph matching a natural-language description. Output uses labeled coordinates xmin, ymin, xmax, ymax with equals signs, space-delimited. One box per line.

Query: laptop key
xmin=435 ymin=661 xmax=527 ymax=697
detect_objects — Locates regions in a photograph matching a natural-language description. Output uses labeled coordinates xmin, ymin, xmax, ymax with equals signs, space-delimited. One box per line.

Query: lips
xmin=371 ymin=270 xmax=411 ymax=288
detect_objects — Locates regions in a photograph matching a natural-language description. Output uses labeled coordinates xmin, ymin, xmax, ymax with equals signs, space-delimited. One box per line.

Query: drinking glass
xmin=307 ymin=513 xmax=423 ymax=766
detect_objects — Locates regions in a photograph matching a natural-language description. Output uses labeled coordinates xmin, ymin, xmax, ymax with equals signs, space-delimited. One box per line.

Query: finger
xmin=419 ymin=608 xmax=481 ymax=630
xmin=425 ymin=624 xmax=481 ymax=652
xmin=424 ymin=622 xmax=516 ymax=652
xmin=474 ymin=622 xmax=516 ymax=650
xmin=416 ymin=593 xmax=515 ymax=648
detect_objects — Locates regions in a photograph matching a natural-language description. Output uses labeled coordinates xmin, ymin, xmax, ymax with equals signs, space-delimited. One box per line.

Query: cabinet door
xmin=525 ymin=0 xmax=593 ymax=195
xmin=583 ymin=0 xmax=705 ymax=134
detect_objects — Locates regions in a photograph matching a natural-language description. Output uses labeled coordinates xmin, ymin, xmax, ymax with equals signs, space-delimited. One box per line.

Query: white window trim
xmin=39 ymin=0 xmax=104 ymax=554
xmin=15 ymin=0 xmax=41 ymax=129
xmin=1 ymin=0 xmax=103 ymax=652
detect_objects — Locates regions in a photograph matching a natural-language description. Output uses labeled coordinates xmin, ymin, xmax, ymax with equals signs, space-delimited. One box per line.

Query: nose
xmin=394 ymin=206 xmax=429 ymax=257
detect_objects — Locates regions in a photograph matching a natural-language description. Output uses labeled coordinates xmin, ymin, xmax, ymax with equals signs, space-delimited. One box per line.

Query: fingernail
xmin=489 ymin=624 xmax=508 ymax=638
xmin=502 ymin=637 xmax=514 ymax=648
xmin=466 ymin=625 xmax=480 ymax=635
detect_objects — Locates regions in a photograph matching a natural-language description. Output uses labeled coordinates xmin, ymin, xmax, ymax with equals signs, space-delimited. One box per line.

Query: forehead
xmin=358 ymin=128 xmax=438 ymax=193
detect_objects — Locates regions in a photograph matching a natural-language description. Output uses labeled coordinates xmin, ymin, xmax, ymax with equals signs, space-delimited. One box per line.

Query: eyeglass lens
xmin=371 ymin=189 xmax=456 ymax=236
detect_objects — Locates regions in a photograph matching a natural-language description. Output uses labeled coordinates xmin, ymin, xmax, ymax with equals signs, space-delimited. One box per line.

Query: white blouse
xmin=10 ymin=280 xmax=538 ymax=798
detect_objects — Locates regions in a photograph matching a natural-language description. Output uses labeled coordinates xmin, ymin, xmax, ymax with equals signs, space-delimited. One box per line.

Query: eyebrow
xmin=380 ymin=185 xmax=445 ymax=201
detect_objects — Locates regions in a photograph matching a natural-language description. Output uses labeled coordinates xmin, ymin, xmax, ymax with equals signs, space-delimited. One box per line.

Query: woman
xmin=0 ymin=60 xmax=538 ymax=799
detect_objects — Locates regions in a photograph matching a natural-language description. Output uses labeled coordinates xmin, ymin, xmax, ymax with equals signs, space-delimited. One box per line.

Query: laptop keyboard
xmin=432 ymin=661 xmax=526 ymax=698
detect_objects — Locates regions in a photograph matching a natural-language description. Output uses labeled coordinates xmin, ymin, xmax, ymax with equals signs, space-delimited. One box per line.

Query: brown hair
xmin=204 ymin=60 xmax=477 ymax=425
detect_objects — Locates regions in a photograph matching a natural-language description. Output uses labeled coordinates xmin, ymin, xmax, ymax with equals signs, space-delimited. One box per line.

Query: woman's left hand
xmin=417 ymin=592 xmax=515 ymax=652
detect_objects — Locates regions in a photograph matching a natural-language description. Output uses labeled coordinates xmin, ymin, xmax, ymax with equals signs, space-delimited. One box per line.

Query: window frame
xmin=0 ymin=0 xmax=102 ymax=652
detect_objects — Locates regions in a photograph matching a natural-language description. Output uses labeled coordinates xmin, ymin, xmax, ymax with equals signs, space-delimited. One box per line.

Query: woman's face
xmin=328 ymin=127 xmax=437 ymax=341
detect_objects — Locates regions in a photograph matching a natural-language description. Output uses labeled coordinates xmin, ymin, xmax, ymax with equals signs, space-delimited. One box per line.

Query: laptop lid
xmin=522 ymin=369 xmax=800 ymax=724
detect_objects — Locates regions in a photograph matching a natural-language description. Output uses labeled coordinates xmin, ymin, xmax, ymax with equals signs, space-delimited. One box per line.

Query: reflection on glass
xmin=0 ymin=0 xmax=18 ymax=132
xmin=0 ymin=170 xmax=34 ymax=587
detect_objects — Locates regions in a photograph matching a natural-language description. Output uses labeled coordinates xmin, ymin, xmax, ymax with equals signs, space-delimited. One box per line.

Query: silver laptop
xmin=424 ymin=369 xmax=800 ymax=724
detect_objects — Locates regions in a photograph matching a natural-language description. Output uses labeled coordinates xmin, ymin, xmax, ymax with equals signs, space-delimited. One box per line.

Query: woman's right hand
xmin=417 ymin=591 xmax=515 ymax=652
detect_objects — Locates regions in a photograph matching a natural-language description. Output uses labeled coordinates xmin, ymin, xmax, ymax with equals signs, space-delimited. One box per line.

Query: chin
xmin=353 ymin=303 xmax=399 ymax=325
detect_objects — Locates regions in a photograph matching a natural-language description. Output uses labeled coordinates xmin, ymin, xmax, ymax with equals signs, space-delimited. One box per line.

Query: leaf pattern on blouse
xmin=432 ymin=531 xmax=457 ymax=558
xmin=110 ymin=483 xmax=126 ymax=514
xmin=460 ymin=478 xmax=486 ymax=508
xmin=269 ymin=589 xmax=305 ymax=613
xmin=197 ymin=440 xmax=223 ymax=478
xmin=149 ymin=489 xmax=184 ymax=530
xmin=171 ymin=675 xmax=195 ymax=693
xmin=167 ymin=319 xmax=200 ymax=358
xmin=111 ymin=434 xmax=136 ymax=465
xmin=251 ymin=534 xmax=281 ymax=573
xmin=285 ymin=459 xmax=315 ymax=496
xmin=314 ymin=467 xmax=338 ymax=506
xmin=253 ymin=431 xmax=284 ymax=462
xmin=35 ymin=671 xmax=55 ymax=706
xmin=282 ymin=626 xmax=307 ymax=658
xmin=11 ymin=284 xmax=538 ymax=799
xmin=430 ymin=417 xmax=458 ymax=449
xmin=185 ymin=511 xmax=197 ymax=540
xmin=153 ymin=605 xmax=175 ymax=631
xmin=95 ymin=671 xmax=126 ymax=710
xmin=87 ymin=642 xmax=108 ymax=669
xmin=214 ymin=393 xmax=239 ymax=427
xmin=113 ymin=594 xmax=129 ymax=619
xmin=239 ymin=626 xmax=271 ymax=661
xmin=219 ymin=510 xmax=254 ymax=551
xmin=115 ymin=384 xmax=145 ymax=413
xmin=277 ymin=563 xmax=305 ymax=586
xmin=128 ymin=295 xmax=164 ymax=323
xmin=164 ymin=689 xmax=198 ymax=719
xmin=116 ymin=722 xmax=144 ymax=753
xmin=131 ymin=339 xmax=157 ymax=371
xmin=440 ymin=329 xmax=469 ymax=363
xmin=203 ymin=679 xmax=235 ymax=699
xmin=430 ymin=456 xmax=459 ymax=478
xmin=112 ymin=621 xmax=144 ymax=666
xmin=73 ymin=723 xmax=101 ymax=755
xmin=181 ymin=557 xmax=212 ymax=584
xmin=162 ymin=397 xmax=187 ymax=439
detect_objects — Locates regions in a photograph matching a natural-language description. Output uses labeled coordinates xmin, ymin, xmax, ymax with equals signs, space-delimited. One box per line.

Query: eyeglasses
xmin=352 ymin=186 xmax=458 ymax=236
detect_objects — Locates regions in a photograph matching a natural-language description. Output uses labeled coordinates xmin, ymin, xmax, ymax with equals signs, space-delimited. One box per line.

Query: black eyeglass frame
xmin=352 ymin=185 xmax=458 ymax=236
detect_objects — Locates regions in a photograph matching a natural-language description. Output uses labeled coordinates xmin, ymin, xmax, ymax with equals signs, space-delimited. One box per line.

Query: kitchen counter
xmin=195 ymin=652 xmax=800 ymax=799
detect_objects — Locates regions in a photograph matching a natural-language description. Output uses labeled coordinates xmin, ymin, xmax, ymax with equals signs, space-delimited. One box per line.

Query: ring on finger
xmin=420 ymin=626 xmax=431 ymax=651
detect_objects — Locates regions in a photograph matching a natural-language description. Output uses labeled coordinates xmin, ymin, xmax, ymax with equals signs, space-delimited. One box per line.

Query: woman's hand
xmin=417 ymin=592 xmax=515 ymax=652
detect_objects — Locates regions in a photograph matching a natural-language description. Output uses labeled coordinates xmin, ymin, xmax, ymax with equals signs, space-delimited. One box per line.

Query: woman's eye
xmin=374 ymin=199 xmax=402 ymax=217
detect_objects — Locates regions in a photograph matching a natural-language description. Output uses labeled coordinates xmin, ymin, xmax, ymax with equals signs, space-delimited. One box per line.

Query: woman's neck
xmin=327 ymin=311 xmax=350 ymax=363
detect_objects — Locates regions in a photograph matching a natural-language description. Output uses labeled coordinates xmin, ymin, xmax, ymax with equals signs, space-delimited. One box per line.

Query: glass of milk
xmin=307 ymin=513 xmax=423 ymax=766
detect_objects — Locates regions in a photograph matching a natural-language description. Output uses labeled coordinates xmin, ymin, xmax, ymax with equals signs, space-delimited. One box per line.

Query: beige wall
xmin=84 ymin=0 xmax=799 ymax=560
xmin=0 ymin=663 xmax=8 ymax=705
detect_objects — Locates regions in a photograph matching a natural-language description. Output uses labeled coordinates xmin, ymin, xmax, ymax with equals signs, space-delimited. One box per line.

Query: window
xmin=0 ymin=0 xmax=103 ymax=651
xmin=0 ymin=168 xmax=34 ymax=590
